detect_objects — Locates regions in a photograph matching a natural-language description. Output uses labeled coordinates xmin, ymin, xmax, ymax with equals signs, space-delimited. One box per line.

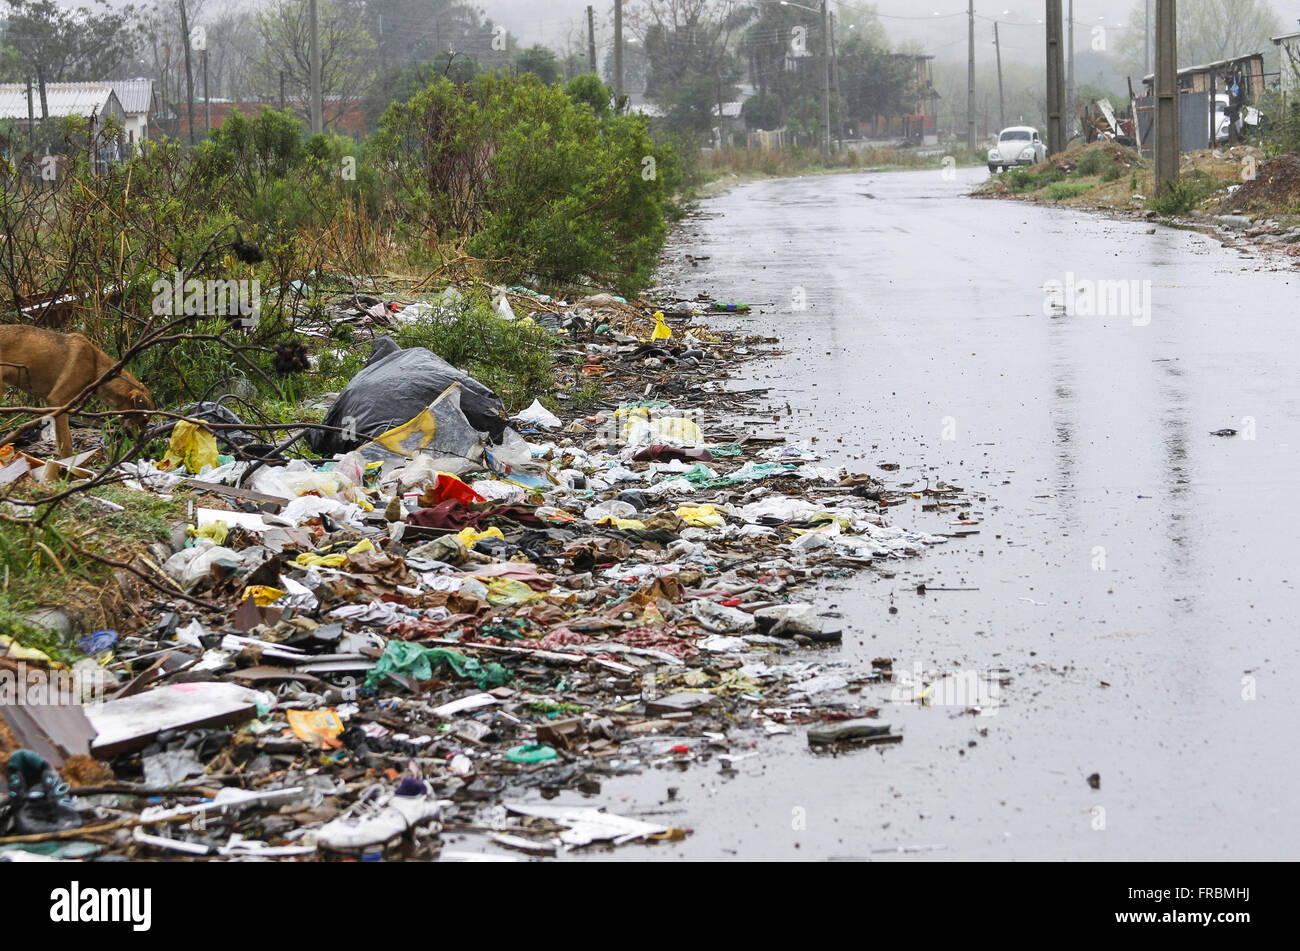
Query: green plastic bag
xmin=506 ymin=744 xmax=558 ymax=764
xmin=365 ymin=641 xmax=512 ymax=691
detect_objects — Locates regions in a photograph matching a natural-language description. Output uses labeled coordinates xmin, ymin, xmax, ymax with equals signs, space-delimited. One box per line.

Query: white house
xmin=1273 ymin=30 xmax=1300 ymax=97
xmin=107 ymin=79 xmax=156 ymax=148
xmin=0 ymin=83 xmax=127 ymax=167
xmin=0 ymin=82 xmax=125 ymax=128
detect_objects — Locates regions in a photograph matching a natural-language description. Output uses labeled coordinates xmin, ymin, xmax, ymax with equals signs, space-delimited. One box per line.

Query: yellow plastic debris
xmin=295 ymin=551 xmax=347 ymax=569
xmin=485 ymin=577 xmax=544 ymax=607
xmin=295 ymin=538 xmax=375 ymax=569
xmin=650 ymin=311 xmax=672 ymax=340
xmin=241 ymin=585 xmax=287 ymax=606
xmin=615 ymin=406 xmax=703 ymax=446
xmin=191 ymin=521 xmax=229 ymax=545
xmin=162 ymin=421 xmax=218 ymax=474
xmin=648 ymin=417 xmax=701 ymax=444
xmin=0 ymin=634 xmax=55 ymax=665
xmin=675 ymin=504 xmax=725 ymax=527
xmin=456 ymin=526 xmax=505 ymax=549
xmin=594 ymin=516 xmax=647 ymax=531
xmin=286 ymin=708 xmax=344 ymax=748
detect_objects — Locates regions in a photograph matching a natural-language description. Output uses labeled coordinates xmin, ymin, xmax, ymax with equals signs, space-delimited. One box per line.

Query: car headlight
xmin=1020 ymin=148 xmax=1036 ymax=159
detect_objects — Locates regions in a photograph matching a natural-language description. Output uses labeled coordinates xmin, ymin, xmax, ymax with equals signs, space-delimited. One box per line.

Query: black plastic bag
xmin=308 ymin=336 xmax=508 ymax=455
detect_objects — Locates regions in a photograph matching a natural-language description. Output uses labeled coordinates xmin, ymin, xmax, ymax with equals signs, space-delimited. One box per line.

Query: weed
xmin=1075 ymin=148 xmax=1109 ymax=177
xmin=389 ymin=291 xmax=556 ymax=414
xmin=1148 ymin=173 xmax=1222 ymax=215
xmin=1045 ymin=181 xmax=1093 ymax=201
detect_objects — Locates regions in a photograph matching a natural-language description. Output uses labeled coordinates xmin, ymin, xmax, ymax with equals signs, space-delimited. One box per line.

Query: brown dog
xmin=0 ymin=325 xmax=154 ymax=458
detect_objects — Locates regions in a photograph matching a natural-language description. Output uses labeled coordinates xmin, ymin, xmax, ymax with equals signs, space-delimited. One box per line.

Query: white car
xmin=988 ymin=126 xmax=1047 ymax=172
xmin=1212 ymin=94 xmax=1262 ymax=144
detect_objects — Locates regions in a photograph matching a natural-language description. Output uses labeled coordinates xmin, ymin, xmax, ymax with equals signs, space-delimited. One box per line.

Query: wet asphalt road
xmin=477 ymin=166 xmax=1299 ymax=861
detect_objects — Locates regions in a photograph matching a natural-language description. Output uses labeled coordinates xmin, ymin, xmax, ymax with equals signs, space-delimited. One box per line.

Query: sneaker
xmin=316 ymin=782 xmax=446 ymax=852
xmin=316 ymin=785 xmax=406 ymax=852
xmin=387 ymin=777 xmax=445 ymax=829
xmin=2 ymin=750 xmax=81 ymax=836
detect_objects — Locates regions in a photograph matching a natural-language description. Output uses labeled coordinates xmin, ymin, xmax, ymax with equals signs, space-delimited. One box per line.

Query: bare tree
xmin=253 ymin=0 xmax=378 ymax=128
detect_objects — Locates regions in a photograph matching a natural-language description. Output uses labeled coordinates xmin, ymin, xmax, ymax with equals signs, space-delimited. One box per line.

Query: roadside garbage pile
xmin=1 ymin=293 xmax=955 ymax=861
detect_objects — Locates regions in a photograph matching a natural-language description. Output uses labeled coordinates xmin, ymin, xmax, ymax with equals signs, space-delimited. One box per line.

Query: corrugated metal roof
xmin=0 ymin=83 xmax=121 ymax=120
xmin=108 ymin=79 xmax=154 ymax=115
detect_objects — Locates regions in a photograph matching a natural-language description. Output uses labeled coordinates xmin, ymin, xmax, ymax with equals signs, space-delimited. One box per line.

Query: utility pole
xmin=178 ymin=0 xmax=195 ymax=145
xmin=202 ymin=47 xmax=210 ymax=135
xmin=1154 ymin=0 xmax=1178 ymax=194
xmin=821 ymin=0 xmax=831 ymax=154
xmin=1067 ymin=0 xmax=1075 ymax=133
xmin=967 ymin=0 xmax=976 ymax=150
xmin=309 ymin=0 xmax=322 ymax=134
xmin=25 ymin=75 xmax=34 ymax=150
xmin=1045 ymin=0 xmax=1065 ymax=155
xmin=1144 ymin=0 xmax=1151 ymax=76
xmin=614 ymin=0 xmax=624 ymax=101
xmin=35 ymin=64 xmax=47 ymax=122
xmin=587 ymin=6 xmax=597 ymax=75
xmin=831 ymin=11 xmax=844 ymax=142
xmin=994 ymin=22 xmax=1005 ymax=131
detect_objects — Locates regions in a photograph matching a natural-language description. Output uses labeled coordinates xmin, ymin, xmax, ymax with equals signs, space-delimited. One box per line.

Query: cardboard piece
xmin=86 ymin=682 xmax=262 ymax=757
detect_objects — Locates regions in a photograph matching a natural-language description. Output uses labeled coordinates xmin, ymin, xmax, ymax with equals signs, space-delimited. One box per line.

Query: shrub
xmin=375 ymin=74 xmax=678 ymax=295
xmin=1148 ymin=173 xmax=1219 ymax=215
xmin=1075 ymin=147 xmax=1108 ymax=177
xmin=390 ymin=291 xmax=557 ymax=413
xmin=1045 ymin=181 xmax=1092 ymax=201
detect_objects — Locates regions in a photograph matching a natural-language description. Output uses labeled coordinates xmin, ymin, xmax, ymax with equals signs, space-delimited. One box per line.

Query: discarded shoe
xmin=2 ymin=750 xmax=81 ymax=836
xmin=315 ymin=780 xmax=445 ymax=852
xmin=387 ymin=777 xmax=445 ymax=829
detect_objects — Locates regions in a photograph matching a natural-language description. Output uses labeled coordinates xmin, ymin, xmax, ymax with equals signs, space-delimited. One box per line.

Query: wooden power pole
xmin=994 ymin=22 xmax=1005 ymax=131
xmin=1067 ymin=0 xmax=1075 ymax=130
xmin=178 ymin=0 xmax=195 ymax=145
xmin=967 ymin=0 xmax=976 ymax=150
xmin=202 ymin=47 xmax=210 ymax=135
xmin=614 ymin=0 xmax=624 ymax=100
xmin=1154 ymin=0 xmax=1179 ymax=194
xmin=821 ymin=0 xmax=831 ymax=153
xmin=1045 ymin=0 xmax=1065 ymax=155
xmin=309 ymin=0 xmax=323 ymax=134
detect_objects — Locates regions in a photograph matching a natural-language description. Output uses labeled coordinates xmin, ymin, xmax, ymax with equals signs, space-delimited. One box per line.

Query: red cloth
xmin=632 ymin=445 xmax=714 ymax=463
xmin=409 ymin=500 xmax=482 ymax=530
xmin=432 ymin=472 xmax=485 ymax=506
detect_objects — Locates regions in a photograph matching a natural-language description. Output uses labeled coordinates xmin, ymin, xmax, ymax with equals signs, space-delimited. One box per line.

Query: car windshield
xmin=1000 ymin=130 xmax=1032 ymax=141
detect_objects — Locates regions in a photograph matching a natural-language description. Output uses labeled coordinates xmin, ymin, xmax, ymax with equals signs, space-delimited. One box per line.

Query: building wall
xmin=1279 ymin=40 xmax=1300 ymax=97
xmin=170 ymin=99 xmax=367 ymax=139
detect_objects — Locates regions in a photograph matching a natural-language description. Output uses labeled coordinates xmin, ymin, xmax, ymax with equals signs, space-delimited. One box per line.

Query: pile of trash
xmin=1218 ymin=152 xmax=1300 ymax=215
xmin=1 ymin=291 xmax=966 ymax=861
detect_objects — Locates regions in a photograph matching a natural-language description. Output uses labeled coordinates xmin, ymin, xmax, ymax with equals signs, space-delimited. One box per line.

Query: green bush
xmin=1101 ymin=163 xmax=1123 ymax=182
xmin=1075 ymin=148 xmax=1108 ymax=177
xmin=1045 ymin=181 xmax=1092 ymax=201
xmin=390 ymin=291 xmax=557 ymax=413
xmin=565 ymin=74 xmax=613 ymax=120
xmin=375 ymin=74 xmax=678 ymax=296
xmin=1004 ymin=166 xmax=1064 ymax=193
xmin=195 ymin=107 xmax=381 ymax=229
xmin=1148 ymin=172 xmax=1222 ymax=215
